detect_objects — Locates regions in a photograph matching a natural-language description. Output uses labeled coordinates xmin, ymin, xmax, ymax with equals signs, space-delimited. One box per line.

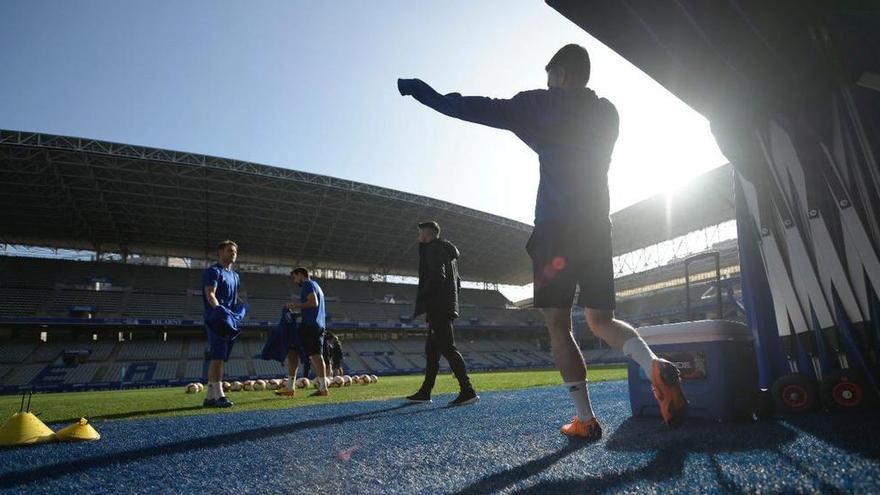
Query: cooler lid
xmin=635 ymin=320 xmax=752 ymax=345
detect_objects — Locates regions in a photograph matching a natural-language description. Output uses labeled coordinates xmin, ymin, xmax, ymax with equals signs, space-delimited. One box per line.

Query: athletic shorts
xmin=205 ymin=325 xmax=236 ymax=361
xmin=526 ymin=220 xmax=616 ymax=310
xmin=300 ymin=324 xmax=325 ymax=357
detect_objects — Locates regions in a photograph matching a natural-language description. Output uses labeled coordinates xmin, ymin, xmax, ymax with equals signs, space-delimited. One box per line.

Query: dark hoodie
xmin=399 ymin=79 xmax=619 ymax=227
xmin=414 ymin=237 xmax=461 ymax=319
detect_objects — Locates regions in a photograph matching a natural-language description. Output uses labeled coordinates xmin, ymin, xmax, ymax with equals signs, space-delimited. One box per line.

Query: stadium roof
xmin=0 ymin=130 xmax=533 ymax=284
xmin=609 ymin=163 xmax=735 ymax=256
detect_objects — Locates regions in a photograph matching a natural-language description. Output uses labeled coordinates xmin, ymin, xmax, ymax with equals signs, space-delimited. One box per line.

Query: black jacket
xmin=414 ymin=238 xmax=461 ymax=319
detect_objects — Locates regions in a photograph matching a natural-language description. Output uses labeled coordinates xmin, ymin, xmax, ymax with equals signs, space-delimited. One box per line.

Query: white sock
xmin=622 ymin=336 xmax=658 ymax=375
xmin=287 ymin=375 xmax=296 ymax=391
xmin=564 ymin=381 xmax=595 ymax=422
xmin=208 ymin=382 xmax=223 ymax=399
xmin=318 ymin=377 xmax=328 ymax=392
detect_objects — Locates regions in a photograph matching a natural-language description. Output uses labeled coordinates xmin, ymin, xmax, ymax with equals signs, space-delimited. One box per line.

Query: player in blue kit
xmin=284 ymin=267 xmax=331 ymax=397
xmin=399 ymin=44 xmax=688 ymax=438
xmin=202 ymin=240 xmax=243 ymax=408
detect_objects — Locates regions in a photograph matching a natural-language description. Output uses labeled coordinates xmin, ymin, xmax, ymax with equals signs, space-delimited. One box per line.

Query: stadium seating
xmin=0 ymin=343 xmax=38 ymax=363
xmin=0 ymin=255 xmax=662 ymax=394
xmin=3 ymin=364 xmax=46 ymax=387
xmin=0 ymin=287 xmax=53 ymax=316
xmin=0 ymin=256 xmax=543 ymax=326
xmin=183 ymin=361 xmax=205 ymax=381
xmin=0 ymin=333 xmax=620 ymax=393
xmin=116 ymin=340 xmax=183 ymax=361
xmin=63 ymin=363 xmax=103 ymax=385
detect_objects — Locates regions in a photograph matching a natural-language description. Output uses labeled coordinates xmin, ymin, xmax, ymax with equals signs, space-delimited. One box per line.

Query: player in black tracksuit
xmin=325 ymin=333 xmax=344 ymax=377
xmin=406 ymin=221 xmax=478 ymax=406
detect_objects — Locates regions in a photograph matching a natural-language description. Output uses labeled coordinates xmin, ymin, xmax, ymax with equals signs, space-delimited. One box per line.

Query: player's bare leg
xmin=276 ymin=350 xmax=299 ymax=397
xmin=310 ymin=354 xmax=329 ymax=396
xmin=544 ymin=308 xmax=601 ymax=439
xmin=585 ymin=308 xmax=687 ymax=427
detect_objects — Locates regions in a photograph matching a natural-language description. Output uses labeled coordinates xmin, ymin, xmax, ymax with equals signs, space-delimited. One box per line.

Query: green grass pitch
xmin=1 ymin=366 xmax=627 ymax=424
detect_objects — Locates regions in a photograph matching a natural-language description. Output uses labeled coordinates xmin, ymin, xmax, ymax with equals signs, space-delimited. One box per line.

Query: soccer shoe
xmin=309 ymin=389 xmax=329 ymax=397
xmin=651 ymin=359 xmax=688 ymax=428
xmin=203 ymin=397 xmax=234 ymax=408
xmin=448 ymin=388 xmax=479 ymax=406
xmin=274 ymin=388 xmax=296 ymax=397
xmin=405 ymin=390 xmax=432 ymax=403
xmin=560 ymin=416 xmax=602 ymax=441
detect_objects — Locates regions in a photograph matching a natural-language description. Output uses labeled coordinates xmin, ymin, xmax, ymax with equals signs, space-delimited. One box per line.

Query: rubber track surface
xmin=1 ymin=381 xmax=879 ymax=493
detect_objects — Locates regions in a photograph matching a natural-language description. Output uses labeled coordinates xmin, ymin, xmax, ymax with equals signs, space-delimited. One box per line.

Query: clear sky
xmin=1 ymin=0 xmax=727 ymax=227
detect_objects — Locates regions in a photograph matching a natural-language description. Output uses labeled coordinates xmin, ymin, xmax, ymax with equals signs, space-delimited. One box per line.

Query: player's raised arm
xmin=398 ymin=78 xmax=535 ymax=133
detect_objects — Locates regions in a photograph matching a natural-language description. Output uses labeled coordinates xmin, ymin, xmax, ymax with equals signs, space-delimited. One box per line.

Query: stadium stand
xmin=0 ymin=250 xmax=741 ymax=393
xmin=0 ymin=286 xmax=53 ymax=317
xmin=0 ymin=343 xmax=37 ymax=363
xmin=0 ymin=333 xmax=576 ymax=392
xmin=64 ymin=363 xmax=103 ymax=385
xmin=116 ymin=341 xmax=183 ymax=361
xmin=4 ymin=364 xmax=46 ymax=387
xmin=183 ymin=361 xmax=205 ymax=381
xmin=0 ymin=256 xmax=542 ymax=326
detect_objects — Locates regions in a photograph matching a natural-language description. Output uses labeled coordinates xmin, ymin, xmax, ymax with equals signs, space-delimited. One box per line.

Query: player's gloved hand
xmin=397 ymin=78 xmax=423 ymax=96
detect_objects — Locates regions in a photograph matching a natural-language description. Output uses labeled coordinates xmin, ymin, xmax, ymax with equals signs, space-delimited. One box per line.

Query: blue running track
xmin=1 ymin=380 xmax=879 ymax=493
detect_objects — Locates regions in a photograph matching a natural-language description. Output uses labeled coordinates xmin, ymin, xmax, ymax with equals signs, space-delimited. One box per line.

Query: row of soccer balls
xmin=184 ymin=375 xmax=379 ymax=393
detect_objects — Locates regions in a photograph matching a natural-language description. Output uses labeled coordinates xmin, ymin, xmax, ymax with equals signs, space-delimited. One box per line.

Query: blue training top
xmin=401 ymin=79 xmax=619 ymax=226
xmin=202 ymin=262 xmax=240 ymax=318
xmin=299 ymin=279 xmax=326 ymax=329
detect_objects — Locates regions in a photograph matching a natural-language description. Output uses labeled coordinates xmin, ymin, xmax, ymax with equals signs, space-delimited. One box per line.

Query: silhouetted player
xmin=406 ymin=221 xmax=478 ymax=406
xmin=399 ymin=44 xmax=687 ymax=438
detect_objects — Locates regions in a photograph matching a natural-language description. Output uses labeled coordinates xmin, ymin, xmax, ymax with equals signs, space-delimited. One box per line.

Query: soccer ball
xmin=359 ymin=375 xmax=370 ymax=385
xmin=351 ymin=375 xmax=360 ymax=384
xmin=253 ymin=380 xmax=266 ymax=391
xmin=196 ymin=383 xmax=205 ymax=392
xmin=231 ymin=381 xmax=243 ymax=392
xmin=332 ymin=376 xmax=344 ymax=388
xmin=370 ymin=375 xmax=379 ymax=383
xmin=222 ymin=381 xmax=231 ymax=392
xmin=342 ymin=375 xmax=352 ymax=387
xmin=265 ymin=379 xmax=279 ymax=390
xmin=296 ymin=377 xmax=310 ymax=389
xmin=243 ymin=380 xmax=254 ymax=391
xmin=185 ymin=383 xmax=198 ymax=394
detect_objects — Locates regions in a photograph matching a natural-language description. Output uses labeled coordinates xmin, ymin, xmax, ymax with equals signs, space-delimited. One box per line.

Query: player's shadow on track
xmin=0 ymin=402 xmax=426 ymax=489
xmin=51 ymin=396 xmax=287 ymax=424
xmin=453 ymin=440 xmax=592 ymax=495
xmin=463 ymin=416 xmax=801 ymax=495
xmin=52 ymin=405 xmax=207 ymax=424
xmin=783 ymin=409 xmax=880 ymax=460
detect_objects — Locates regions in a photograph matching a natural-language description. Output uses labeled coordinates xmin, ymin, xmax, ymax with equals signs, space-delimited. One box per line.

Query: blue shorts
xmin=206 ymin=325 xmax=236 ymax=361
xmin=300 ymin=324 xmax=325 ymax=357
xmin=526 ymin=220 xmax=615 ymax=310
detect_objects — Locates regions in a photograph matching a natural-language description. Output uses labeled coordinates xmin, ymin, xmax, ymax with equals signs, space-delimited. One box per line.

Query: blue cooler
xmin=627 ymin=320 xmax=758 ymax=422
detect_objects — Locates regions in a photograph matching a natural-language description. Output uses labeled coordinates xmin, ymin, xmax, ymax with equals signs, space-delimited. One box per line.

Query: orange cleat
xmin=274 ymin=388 xmax=296 ymax=397
xmin=651 ymin=359 xmax=688 ymax=428
xmin=560 ymin=416 xmax=602 ymax=441
xmin=310 ymin=389 xmax=329 ymax=397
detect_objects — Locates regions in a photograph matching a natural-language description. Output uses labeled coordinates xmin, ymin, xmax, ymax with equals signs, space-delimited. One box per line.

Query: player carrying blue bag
xmin=202 ymin=239 xmax=247 ymax=408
